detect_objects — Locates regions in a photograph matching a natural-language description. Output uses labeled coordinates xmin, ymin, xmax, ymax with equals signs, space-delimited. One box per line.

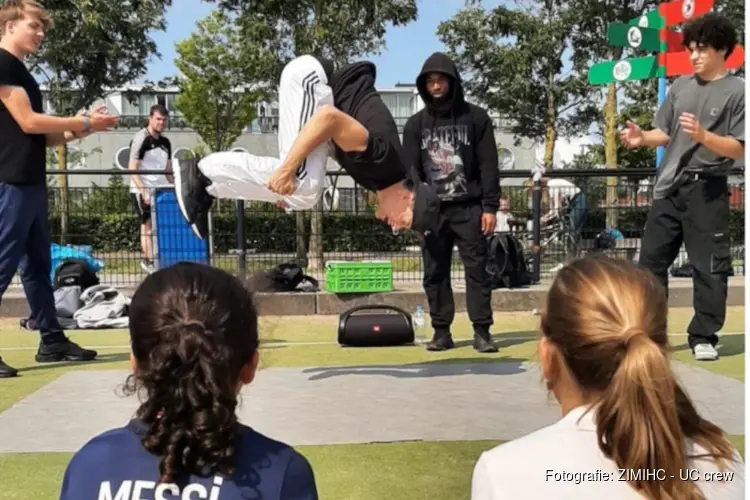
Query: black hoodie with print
xmin=403 ymin=52 xmax=500 ymax=213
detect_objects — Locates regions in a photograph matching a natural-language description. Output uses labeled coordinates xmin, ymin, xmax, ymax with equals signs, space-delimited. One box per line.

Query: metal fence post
xmin=236 ymin=200 xmax=246 ymax=279
xmin=531 ymin=177 xmax=542 ymax=283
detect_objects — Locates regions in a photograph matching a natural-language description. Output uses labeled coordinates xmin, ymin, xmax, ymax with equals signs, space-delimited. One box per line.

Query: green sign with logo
xmin=588 ymin=56 xmax=662 ymax=85
xmin=607 ymin=24 xmax=662 ymax=52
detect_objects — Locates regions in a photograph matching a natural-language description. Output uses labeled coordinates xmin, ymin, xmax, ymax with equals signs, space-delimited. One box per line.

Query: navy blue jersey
xmin=59 ymin=419 xmax=318 ymax=500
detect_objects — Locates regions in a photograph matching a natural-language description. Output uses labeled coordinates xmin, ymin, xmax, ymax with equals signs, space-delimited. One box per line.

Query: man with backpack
xmin=402 ymin=52 xmax=501 ymax=353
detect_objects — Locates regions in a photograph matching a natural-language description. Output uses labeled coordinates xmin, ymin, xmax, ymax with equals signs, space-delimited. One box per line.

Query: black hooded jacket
xmin=403 ymin=52 xmax=500 ymax=212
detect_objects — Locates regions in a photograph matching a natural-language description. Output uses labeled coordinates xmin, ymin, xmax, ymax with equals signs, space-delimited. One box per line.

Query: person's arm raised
xmin=280 ymin=104 xmax=368 ymax=173
xmin=267 ymin=104 xmax=370 ymax=195
xmin=0 ymin=86 xmax=117 ymax=135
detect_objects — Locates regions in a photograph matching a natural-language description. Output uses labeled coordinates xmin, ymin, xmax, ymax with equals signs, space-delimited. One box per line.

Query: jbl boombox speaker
xmin=337 ymin=305 xmax=414 ymax=347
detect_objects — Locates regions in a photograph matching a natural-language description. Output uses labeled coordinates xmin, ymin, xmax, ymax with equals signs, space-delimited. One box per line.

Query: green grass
xmin=1 ymin=441 xmax=502 ymax=500
xmin=0 ymin=308 xmax=744 ymax=499
xmin=4 ymin=437 xmax=744 ymax=500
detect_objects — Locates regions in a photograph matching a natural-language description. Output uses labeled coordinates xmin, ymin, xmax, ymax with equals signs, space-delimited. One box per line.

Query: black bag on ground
xmin=338 ymin=305 xmax=414 ymax=347
xmin=53 ymin=259 xmax=100 ymax=291
xmin=486 ymin=233 xmax=532 ymax=289
xmin=247 ymin=262 xmax=320 ymax=292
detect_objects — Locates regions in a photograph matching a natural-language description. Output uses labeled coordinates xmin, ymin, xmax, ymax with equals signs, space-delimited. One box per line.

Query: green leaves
xmin=173 ymin=10 xmax=275 ymax=153
xmin=437 ymin=0 xmax=592 ymax=164
xmin=210 ymin=0 xmax=417 ymax=70
xmin=31 ymin=0 xmax=172 ymax=116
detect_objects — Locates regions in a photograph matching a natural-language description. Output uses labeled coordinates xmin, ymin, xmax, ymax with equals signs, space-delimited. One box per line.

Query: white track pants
xmin=198 ymin=55 xmax=333 ymax=210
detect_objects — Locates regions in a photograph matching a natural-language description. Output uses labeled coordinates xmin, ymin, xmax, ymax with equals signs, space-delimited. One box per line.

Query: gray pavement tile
xmin=0 ymin=361 xmax=743 ymax=453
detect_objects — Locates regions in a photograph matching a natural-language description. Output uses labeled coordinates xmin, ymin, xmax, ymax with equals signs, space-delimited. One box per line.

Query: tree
xmin=30 ymin=0 xmax=171 ymax=241
xmin=437 ymin=0 xmax=592 ymax=169
xmin=565 ymin=0 xmax=661 ymax=227
xmin=204 ymin=0 xmax=419 ymax=273
xmin=172 ymin=10 xmax=277 ymax=152
xmin=33 ymin=0 xmax=172 ymax=116
xmin=214 ymin=0 xmax=418 ymax=69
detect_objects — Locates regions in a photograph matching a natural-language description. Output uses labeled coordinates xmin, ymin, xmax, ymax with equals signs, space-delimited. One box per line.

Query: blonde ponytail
xmin=542 ymin=256 xmax=738 ymax=500
xmin=595 ymin=329 xmax=695 ymax=499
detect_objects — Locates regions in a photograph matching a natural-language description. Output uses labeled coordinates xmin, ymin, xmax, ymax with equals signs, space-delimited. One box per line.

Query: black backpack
xmin=486 ymin=233 xmax=532 ymax=289
xmin=248 ymin=262 xmax=320 ymax=292
xmin=53 ymin=259 xmax=100 ymax=291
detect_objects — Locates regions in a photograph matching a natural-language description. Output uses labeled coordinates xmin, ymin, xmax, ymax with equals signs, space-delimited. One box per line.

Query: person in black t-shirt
xmin=60 ymin=263 xmax=318 ymax=500
xmin=173 ymin=55 xmax=442 ymax=241
xmin=0 ymin=0 xmax=118 ymax=378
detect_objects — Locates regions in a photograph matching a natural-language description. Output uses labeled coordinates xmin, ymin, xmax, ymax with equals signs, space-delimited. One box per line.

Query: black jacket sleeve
xmin=474 ymin=108 xmax=501 ymax=213
xmin=402 ymin=113 xmax=425 ymax=182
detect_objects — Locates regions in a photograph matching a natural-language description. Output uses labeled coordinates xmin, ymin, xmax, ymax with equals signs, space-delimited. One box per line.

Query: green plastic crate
xmin=324 ymin=260 xmax=393 ymax=293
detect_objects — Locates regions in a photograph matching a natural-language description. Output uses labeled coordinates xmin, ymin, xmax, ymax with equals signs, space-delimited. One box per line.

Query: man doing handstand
xmin=173 ymin=55 xmax=441 ymax=239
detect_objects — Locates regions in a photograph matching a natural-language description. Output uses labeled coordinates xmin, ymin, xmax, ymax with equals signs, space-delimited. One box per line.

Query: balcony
xmin=113 ymin=114 xmax=511 ymax=134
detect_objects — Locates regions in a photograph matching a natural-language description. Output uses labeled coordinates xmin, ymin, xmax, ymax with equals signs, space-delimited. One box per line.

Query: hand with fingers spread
xmin=73 ymin=105 xmax=109 ymax=138
xmin=679 ymin=112 xmax=706 ymax=143
xmin=619 ymin=120 xmax=644 ymax=149
xmin=88 ymin=107 xmax=119 ymax=132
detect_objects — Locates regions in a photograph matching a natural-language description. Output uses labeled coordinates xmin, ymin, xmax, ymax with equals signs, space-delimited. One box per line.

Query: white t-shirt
xmin=471 ymin=405 xmax=745 ymax=500
xmin=546 ymin=178 xmax=580 ymax=212
xmin=128 ymin=128 xmax=172 ymax=195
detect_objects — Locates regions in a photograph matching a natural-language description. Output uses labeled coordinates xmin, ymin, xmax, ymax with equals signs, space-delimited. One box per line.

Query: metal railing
xmin=110 ymin=115 xmax=513 ymax=134
xmin=23 ymin=168 xmax=745 ymax=290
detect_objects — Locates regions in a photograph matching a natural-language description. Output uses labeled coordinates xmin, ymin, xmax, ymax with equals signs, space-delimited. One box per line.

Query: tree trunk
xmin=295 ymin=211 xmax=307 ymax=266
xmin=604 ymin=82 xmax=618 ymax=229
xmin=56 ymin=145 xmax=69 ymax=245
xmin=308 ymin=198 xmax=325 ymax=273
xmin=543 ymin=72 xmax=556 ymax=169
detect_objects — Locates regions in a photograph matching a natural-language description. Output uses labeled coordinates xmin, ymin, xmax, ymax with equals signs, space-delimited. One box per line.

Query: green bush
xmin=45 ymin=178 xmax=745 ymax=253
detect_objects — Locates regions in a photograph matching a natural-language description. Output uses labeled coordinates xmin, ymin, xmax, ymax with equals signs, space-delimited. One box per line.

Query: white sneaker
xmin=693 ymin=343 xmax=719 ymax=361
xmin=140 ymin=260 xmax=155 ymax=274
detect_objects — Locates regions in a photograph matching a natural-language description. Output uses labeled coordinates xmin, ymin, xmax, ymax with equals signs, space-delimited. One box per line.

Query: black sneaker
xmin=473 ymin=328 xmax=498 ymax=353
xmin=426 ymin=331 xmax=455 ymax=351
xmin=173 ymin=155 xmax=214 ymax=240
xmin=35 ymin=339 xmax=98 ymax=363
xmin=0 ymin=357 xmax=18 ymax=378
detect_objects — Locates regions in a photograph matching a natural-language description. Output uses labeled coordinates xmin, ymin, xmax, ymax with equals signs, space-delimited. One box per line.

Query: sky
xmin=142 ymin=0 xmax=589 ymax=165
xmin=143 ymin=0 xmax=507 ymax=86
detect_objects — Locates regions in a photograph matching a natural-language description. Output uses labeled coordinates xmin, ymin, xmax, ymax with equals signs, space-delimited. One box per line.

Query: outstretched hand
xmin=619 ymin=120 xmax=643 ymax=149
xmin=89 ymin=107 xmax=119 ymax=132
xmin=679 ymin=113 xmax=706 ymax=143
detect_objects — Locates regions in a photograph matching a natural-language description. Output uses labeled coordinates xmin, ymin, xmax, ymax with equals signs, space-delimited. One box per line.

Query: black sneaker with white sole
xmin=173 ymin=155 xmax=214 ymax=240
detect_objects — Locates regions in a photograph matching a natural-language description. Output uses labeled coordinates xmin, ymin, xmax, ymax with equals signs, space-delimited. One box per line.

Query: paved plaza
xmin=0 ymin=360 xmax=743 ymax=453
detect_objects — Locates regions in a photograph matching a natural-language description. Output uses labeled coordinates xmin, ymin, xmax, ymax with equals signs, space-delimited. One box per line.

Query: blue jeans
xmin=0 ymin=183 xmax=64 ymax=343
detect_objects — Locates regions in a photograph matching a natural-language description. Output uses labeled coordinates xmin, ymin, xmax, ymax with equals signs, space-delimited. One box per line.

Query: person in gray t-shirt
xmin=619 ymin=13 xmax=744 ymax=362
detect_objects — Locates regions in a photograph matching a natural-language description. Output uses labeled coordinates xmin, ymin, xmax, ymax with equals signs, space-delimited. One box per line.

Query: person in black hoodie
xmin=173 ymin=55 xmax=442 ymax=240
xmin=403 ymin=52 xmax=501 ymax=353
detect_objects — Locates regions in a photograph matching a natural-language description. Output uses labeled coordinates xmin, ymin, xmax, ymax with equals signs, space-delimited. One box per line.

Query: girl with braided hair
xmin=60 ymin=262 xmax=318 ymax=500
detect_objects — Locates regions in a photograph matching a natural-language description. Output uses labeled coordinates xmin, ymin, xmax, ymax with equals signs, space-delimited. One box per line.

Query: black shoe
xmin=0 ymin=357 xmax=18 ymax=378
xmin=35 ymin=339 xmax=98 ymax=363
xmin=426 ymin=331 xmax=455 ymax=351
xmin=473 ymin=330 xmax=498 ymax=353
xmin=174 ymin=155 xmax=213 ymax=240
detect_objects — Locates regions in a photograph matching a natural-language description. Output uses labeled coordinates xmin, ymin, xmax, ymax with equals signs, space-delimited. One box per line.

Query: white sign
xmin=613 ymin=61 xmax=633 ymax=81
xmin=682 ymin=0 xmax=695 ymax=18
xmin=638 ymin=15 xmax=649 ymax=28
xmin=627 ymin=27 xmax=643 ymax=48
